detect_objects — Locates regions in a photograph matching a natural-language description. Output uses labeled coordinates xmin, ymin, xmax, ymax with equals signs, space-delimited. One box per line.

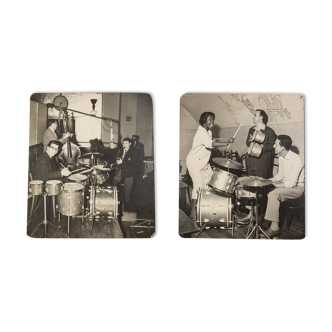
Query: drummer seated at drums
xmin=34 ymin=140 xmax=71 ymax=182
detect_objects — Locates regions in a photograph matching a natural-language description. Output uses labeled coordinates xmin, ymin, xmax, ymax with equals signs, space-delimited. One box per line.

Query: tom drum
xmin=45 ymin=180 xmax=63 ymax=196
xmin=57 ymin=183 xmax=85 ymax=216
xmin=29 ymin=180 xmax=44 ymax=196
xmin=208 ymin=168 xmax=238 ymax=195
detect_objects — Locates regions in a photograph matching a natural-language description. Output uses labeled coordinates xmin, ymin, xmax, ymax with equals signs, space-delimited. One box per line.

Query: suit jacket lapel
xmin=46 ymin=152 xmax=55 ymax=171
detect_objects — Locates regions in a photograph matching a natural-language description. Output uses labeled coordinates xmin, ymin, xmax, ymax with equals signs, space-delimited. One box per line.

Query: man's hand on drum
xmin=61 ymin=168 xmax=71 ymax=177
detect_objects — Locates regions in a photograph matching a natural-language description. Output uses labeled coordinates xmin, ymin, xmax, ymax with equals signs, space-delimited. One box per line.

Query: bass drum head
xmin=197 ymin=189 xmax=234 ymax=228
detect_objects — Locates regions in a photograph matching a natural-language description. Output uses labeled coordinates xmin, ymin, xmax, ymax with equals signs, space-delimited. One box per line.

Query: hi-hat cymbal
xmin=79 ymin=152 xmax=105 ymax=159
xmin=240 ymin=177 xmax=273 ymax=187
xmin=212 ymin=158 xmax=244 ymax=170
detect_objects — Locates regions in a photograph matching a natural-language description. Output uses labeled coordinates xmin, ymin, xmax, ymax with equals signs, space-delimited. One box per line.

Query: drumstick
xmin=70 ymin=168 xmax=87 ymax=174
xmin=227 ymin=121 xmax=243 ymax=149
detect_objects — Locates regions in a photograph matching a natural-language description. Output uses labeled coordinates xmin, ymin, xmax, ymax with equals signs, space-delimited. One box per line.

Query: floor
xmin=27 ymin=176 xmax=155 ymax=238
xmin=180 ymin=191 xmax=305 ymax=240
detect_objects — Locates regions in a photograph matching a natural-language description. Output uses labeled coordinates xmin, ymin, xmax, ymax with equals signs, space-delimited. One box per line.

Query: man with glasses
xmin=34 ymin=140 xmax=71 ymax=181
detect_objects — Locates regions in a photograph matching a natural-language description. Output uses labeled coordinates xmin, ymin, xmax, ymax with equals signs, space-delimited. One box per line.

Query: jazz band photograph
xmin=179 ymin=93 xmax=305 ymax=239
xmin=28 ymin=93 xmax=155 ymax=238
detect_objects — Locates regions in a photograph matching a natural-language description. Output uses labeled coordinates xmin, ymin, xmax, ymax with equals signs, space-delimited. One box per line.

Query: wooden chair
xmin=281 ymin=194 xmax=305 ymax=232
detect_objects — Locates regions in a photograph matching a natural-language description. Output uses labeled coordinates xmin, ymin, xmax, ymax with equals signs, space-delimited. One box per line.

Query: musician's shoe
xmin=263 ymin=227 xmax=281 ymax=239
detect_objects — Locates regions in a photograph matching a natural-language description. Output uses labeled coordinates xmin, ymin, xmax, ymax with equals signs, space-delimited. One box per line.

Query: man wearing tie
xmin=111 ymin=138 xmax=138 ymax=204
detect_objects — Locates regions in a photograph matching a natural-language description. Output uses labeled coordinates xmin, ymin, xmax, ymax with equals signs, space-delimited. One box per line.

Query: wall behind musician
xmin=246 ymin=109 xmax=276 ymax=179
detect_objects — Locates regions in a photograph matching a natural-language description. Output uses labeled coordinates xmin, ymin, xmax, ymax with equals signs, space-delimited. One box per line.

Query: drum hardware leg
xmin=194 ymin=222 xmax=207 ymax=238
xmin=246 ymin=192 xmax=270 ymax=239
xmin=28 ymin=195 xmax=43 ymax=225
xmin=29 ymin=194 xmax=60 ymax=238
xmin=68 ymin=216 xmax=70 ymax=234
xmin=52 ymin=196 xmax=56 ymax=219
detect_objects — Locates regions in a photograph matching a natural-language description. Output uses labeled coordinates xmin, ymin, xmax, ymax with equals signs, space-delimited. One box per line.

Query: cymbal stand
xmin=246 ymin=190 xmax=270 ymax=239
xmin=30 ymin=193 xmax=60 ymax=238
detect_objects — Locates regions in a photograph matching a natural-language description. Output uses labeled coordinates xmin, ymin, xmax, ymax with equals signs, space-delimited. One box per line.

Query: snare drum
xmin=248 ymin=142 xmax=263 ymax=158
xmin=197 ymin=189 xmax=234 ymax=228
xmin=29 ymin=180 xmax=44 ymax=195
xmin=90 ymin=171 xmax=109 ymax=186
xmin=93 ymin=187 xmax=119 ymax=217
xmin=45 ymin=180 xmax=63 ymax=196
xmin=57 ymin=183 xmax=85 ymax=216
xmin=208 ymin=168 xmax=238 ymax=195
xmin=68 ymin=174 xmax=89 ymax=186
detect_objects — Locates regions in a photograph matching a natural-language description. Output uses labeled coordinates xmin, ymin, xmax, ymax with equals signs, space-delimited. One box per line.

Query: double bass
xmin=59 ymin=110 xmax=81 ymax=169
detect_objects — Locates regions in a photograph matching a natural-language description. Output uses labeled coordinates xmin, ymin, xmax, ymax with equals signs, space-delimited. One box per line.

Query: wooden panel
xmin=120 ymin=93 xmax=137 ymax=140
xmin=29 ymin=100 xmax=37 ymax=145
xmin=136 ymin=93 xmax=153 ymax=156
xmin=37 ymin=102 xmax=47 ymax=144
xmin=101 ymin=93 xmax=120 ymax=147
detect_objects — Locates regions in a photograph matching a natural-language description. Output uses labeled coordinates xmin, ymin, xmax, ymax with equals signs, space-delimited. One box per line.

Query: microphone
xmin=46 ymin=103 xmax=55 ymax=108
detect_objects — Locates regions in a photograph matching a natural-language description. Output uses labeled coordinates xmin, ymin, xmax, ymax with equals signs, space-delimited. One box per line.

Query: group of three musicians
xmin=186 ymin=109 xmax=305 ymax=239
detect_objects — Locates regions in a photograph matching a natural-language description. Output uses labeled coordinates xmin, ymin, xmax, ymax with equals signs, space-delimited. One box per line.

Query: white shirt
xmin=274 ymin=150 xmax=305 ymax=188
xmin=186 ymin=126 xmax=214 ymax=171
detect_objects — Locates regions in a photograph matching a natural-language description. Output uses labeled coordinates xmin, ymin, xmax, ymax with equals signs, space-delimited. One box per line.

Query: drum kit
xmin=195 ymin=157 xmax=273 ymax=239
xmin=28 ymin=153 xmax=119 ymax=237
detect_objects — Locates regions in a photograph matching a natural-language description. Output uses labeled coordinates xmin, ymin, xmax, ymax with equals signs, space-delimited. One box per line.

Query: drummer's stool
xmin=281 ymin=194 xmax=305 ymax=232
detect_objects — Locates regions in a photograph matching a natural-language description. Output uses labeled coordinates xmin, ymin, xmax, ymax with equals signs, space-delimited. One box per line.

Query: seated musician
xmin=264 ymin=135 xmax=305 ymax=238
xmin=34 ymin=140 xmax=71 ymax=181
xmin=43 ymin=119 xmax=73 ymax=165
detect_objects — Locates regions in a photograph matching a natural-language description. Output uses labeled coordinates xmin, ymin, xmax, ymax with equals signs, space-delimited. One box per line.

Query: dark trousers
xmin=111 ymin=168 xmax=134 ymax=203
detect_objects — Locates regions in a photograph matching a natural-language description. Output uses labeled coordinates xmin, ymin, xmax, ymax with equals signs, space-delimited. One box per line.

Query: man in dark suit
xmin=245 ymin=109 xmax=276 ymax=179
xmin=131 ymin=135 xmax=145 ymax=182
xmin=111 ymin=138 xmax=138 ymax=204
xmin=34 ymin=140 xmax=71 ymax=181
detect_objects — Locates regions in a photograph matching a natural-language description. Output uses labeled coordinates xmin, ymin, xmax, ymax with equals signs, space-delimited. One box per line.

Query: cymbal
xmin=79 ymin=152 xmax=105 ymax=159
xmin=212 ymin=158 xmax=244 ymax=170
xmin=239 ymin=177 xmax=273 ymax=187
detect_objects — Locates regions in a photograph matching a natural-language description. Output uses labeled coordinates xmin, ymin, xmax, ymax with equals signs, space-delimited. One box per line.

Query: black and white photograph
xmin=28 ymin=93 xmax=155 ymax=238
xmin=179 ymin=93 xmax=305 ymax=239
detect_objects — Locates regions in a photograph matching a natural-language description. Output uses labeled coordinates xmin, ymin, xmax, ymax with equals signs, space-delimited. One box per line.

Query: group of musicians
xmin=186 ymin=109 xmax=305 ymax=238
xmin=33 ymin=120 xmax=145 ymax=209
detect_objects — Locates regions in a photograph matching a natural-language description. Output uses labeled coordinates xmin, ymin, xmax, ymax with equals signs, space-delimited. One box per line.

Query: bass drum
xmin=93 ymin=187 xmax=119 ymax=217
xmin=197 ymin=189 xmax=234 ymax=228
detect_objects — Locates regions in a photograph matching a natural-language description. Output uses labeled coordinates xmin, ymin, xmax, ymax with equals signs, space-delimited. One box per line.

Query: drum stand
xmin=30 ymin=193 xmax=60 ymax=238
xmin=28 ymin=195 xmax=43 ymax=225
xmin=246 ymin=190 xmax=270 ymax=239
xmin=84 ymin=180 xmax=109 ymax=235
